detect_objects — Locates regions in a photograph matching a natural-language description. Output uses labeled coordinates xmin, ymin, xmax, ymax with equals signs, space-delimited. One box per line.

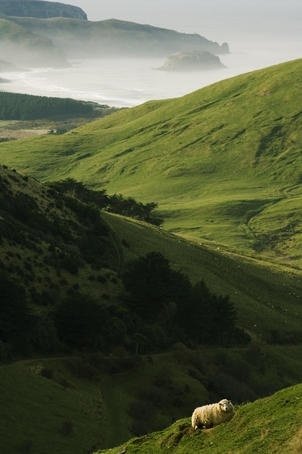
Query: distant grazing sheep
xmin=191 ymin=399 xmax=235 ymax=430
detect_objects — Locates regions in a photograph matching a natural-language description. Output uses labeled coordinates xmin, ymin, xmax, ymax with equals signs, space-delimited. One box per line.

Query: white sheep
xmin=191 ymin=399 xmax=235 ymax=430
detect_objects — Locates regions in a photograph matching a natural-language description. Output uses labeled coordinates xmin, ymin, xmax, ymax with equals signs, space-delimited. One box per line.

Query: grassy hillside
xmin=0 ymin=351 xmax=215 ymax=454
xmin=97 ymin=383 xmax=302 ymax=454
xmin=0 ymin=60 xmax=301 ymax=266
xmin=11 ymin=17 xmax=228 ymax=58
xmin=1 ymin=348 xmax=302 ymax=454
xmin=105 ymin=213 xmax=302 ymax=342
xmin=0 ymin=167 xmax=302 ymax=453
xmin=1 ymin=164 xmax=301 ymax=343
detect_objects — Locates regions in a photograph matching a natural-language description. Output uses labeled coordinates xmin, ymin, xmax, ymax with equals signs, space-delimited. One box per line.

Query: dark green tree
xmin=122 ymin=252 xmax=190 ymax=321
xmin=0 ymin=274 xmax=33 ymax=353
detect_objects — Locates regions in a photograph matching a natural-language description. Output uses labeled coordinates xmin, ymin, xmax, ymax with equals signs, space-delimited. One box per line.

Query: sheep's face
xmin=219 ymin=399 xmax=233 ymax=413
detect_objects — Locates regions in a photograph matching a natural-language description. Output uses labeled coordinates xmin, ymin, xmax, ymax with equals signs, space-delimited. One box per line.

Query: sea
xmin=1 ymin=39 xmax=301 ymax=107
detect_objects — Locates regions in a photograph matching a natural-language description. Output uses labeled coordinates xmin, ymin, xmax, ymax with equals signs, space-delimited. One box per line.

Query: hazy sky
xmin=61 ymin=0 xmax=301 ymax=43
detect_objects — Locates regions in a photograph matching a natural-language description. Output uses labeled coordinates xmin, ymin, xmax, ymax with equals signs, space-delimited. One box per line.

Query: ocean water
xmin=1 ymin=40 xmax=301 ymax=107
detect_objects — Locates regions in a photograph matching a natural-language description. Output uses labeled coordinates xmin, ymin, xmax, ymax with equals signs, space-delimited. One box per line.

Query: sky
xmin=61 ymin=0 xmax=302 ymax=44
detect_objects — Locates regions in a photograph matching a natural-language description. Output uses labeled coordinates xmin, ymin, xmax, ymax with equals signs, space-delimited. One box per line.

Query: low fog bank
xmin=1 ymin=38 xmax=301 ymax=108
xmin=10 ymin=17 xmax=229 ymax=60
xmin=0 ymin=42 xmax=67 ymax=69
xmin=0 ymin=0 xmax=300 ymax=107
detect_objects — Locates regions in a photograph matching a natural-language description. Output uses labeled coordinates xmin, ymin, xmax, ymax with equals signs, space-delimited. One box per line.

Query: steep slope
xmin=0 ymin=60 xmax=301 ymax=266
xmin=0 ymin=165 xmax=121 ymax=326
xmin=3 ymin=350 xmax=302 ymax=454
xmin=97 ymin=383 xmax=302 ymax=454
xmin=10 ymin=17 xmax=229 ymax=58
xmin=105 ymin=213 xmax=302 ymax=342
xmin=0 ymin=354 xmax=210 ymax=453
xmin=0 ymin=165 xmax=301 ymax=343
xmin=0 ymin=0 xmax=87 ymax=20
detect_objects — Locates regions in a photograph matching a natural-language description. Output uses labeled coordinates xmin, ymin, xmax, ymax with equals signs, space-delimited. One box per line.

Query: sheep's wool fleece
xmin=192 ymin=399 xmax=235 ymax=429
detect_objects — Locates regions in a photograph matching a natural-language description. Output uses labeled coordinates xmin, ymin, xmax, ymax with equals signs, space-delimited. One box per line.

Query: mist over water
xmin=1 ymin=42 xmax=300 ymax=107
xmin=1 ymin=0 xmax=301 ymax=107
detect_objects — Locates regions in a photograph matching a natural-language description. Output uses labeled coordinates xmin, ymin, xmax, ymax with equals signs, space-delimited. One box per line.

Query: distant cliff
xmin=0 ymin=0 xmax=87 ymax=20
xmin=11 ymin=18 xmax=229 ymax=58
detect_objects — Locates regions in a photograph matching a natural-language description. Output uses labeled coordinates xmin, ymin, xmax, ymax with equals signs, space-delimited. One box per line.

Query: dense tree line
xmin=0 ymin=92 xmax=109 ymax=120
xmin=49 ymin=178 xmax=163 ymax=226
xmin=120 ymin=253 xmax=249 ymax=351
xmin=0 ymin=253 xmax=249 ymax=359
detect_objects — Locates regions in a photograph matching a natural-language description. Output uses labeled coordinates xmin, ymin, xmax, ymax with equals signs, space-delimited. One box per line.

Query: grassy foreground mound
xmin=1 ymin=349 xmax=302 ymax=454
xmin=0 ymin=60 xmax=301 ymax=266
xmin=97 ymin=383 xmax=302 ymax=454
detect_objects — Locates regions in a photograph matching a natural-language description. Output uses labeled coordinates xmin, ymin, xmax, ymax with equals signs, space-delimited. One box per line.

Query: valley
xmin=0 ymin=60 xmax=301 ymax=268
xmin=0 ymin=2 xmax=301 ymax=452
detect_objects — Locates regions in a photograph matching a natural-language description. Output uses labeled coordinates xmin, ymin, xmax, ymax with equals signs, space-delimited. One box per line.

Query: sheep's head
xmin=219 ymin=399 xmax=234 ymax=413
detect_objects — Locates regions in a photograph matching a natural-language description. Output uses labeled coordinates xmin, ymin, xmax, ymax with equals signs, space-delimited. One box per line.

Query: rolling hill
xmin=97 ymin=383 xmax=302 ymax=454
xmin=0 ymin=60 xmax=301 ymax=267
xmin=10 ymin=17 xmax=229 ymax=58
xmin=0 ymin=14 xmax=228 ymax=68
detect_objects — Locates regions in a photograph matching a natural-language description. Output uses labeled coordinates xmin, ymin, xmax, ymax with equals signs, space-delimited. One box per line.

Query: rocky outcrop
xmin=159 ymin=51 xmax=225 ymax=72
xmin=0 ymin=0 xmax=87 ymax=20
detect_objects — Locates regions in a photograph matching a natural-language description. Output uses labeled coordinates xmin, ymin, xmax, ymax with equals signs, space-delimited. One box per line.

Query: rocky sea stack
xmin=159 ymin=51 xmax=225 ymax=72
